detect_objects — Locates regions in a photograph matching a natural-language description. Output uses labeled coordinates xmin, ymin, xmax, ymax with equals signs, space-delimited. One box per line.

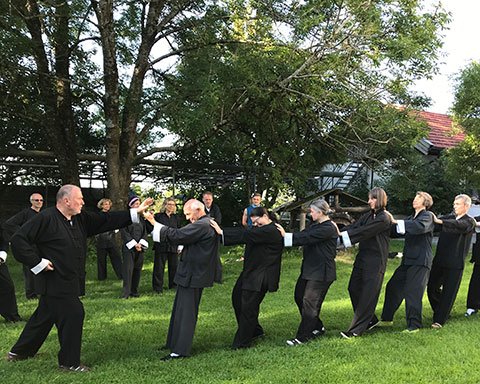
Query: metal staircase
xmin=318 ymin=161 xmax=364 ymax=190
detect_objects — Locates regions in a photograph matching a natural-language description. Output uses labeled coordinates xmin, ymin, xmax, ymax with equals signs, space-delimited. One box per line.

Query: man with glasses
xmin=4 ymin=193 xmax=44 ymax=299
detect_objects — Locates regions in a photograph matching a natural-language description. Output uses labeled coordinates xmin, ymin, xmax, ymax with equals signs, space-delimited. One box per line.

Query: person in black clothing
xmin=6 ymin=185 xmax=152 ymax=372
xmin=95 ymin=198 xmax=122 ymax=280
xmin=202 ymin=191 xmax=223 ymax=283
xmin=4 ymin=193 xmax=44 ymax=299
xmin=152 ymin=197 xmax=181 ymax=293
xmin=120 ymin=196 xmax=149 ymax=299
xmin=339 ymin=187 xmax=392 ymax=339
xmin=0 ymin=226 xmax=22 ymax=322
xmin=202 ymin=191 xmax=222 ymax=223
xmin=277 ymin=199 xmax=338 ymax=346
xmin=145 ymin=199 xmax=219 ymax=361
xmin=210 ymin=207 xmax=284 ymax=349
xmin=378 ymin=192 xmax=435 ymax=332
xmin=465 ymin=216 xmax=480 ymax=316
xmin=427 ymin=194 xmax=476 ymax=328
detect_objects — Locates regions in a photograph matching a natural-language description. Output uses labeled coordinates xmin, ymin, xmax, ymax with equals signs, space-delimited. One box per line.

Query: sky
xmin=412 ymin=1 xmax=480 ymax=114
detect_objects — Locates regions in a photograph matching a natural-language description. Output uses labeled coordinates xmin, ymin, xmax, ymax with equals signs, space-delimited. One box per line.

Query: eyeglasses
xmin=251 ymin=217 xmax=260 ymax=225
xmin=32 ymin=199 xmax=44 ymax=202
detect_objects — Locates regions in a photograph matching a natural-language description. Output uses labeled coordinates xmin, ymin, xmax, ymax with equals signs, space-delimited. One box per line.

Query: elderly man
xmin=427 ymin=194 xmax=476 ymax=328
xmin=6 ymin=185 xmax=152 ymax=372
xmin=4 ymin=193 xmax=44 ymax=299
xmin=202 ymin=191 xmax=223 ymax=283
xmin=202 ymin=191 xmax=222 ymax=224
xmin=145 ymin=199 xmax=219 ymax=361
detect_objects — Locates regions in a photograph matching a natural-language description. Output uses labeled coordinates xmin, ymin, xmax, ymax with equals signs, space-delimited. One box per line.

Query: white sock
xmin=466 ymin=308 xmax=476 ymax=315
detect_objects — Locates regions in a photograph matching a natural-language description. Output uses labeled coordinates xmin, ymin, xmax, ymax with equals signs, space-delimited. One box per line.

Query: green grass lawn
xmin=1 ymin=240 xmax=479 ymax=383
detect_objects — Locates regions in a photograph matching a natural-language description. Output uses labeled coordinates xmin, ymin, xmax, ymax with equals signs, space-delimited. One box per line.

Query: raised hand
xmin=137 ymin=197 xmax=154 ymax=213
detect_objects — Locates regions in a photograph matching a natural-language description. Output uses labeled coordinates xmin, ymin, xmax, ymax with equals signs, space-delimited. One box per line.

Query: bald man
xmin=6 ymin=185 xmax=152 ymax=372
xmin=145 ymin=199 xmax=219 ymax=361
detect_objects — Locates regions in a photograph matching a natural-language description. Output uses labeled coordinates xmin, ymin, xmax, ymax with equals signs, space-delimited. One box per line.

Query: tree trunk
xmin=18 ymin=0 xmax=80 ymax=185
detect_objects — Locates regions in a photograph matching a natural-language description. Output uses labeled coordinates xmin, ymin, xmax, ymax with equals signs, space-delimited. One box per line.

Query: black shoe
xmin=59 ymin=364 xmax=91 ymax=372
xmin=367 ymin=319 xmax=380 ymax=331
xmin=340 ymin=331 xmax=358 ymax=339
xmin=130 ymin=293 xmax=140 ymax=298
xmin=312 ymin=327 xmax=326 ymax=338
xmin=160 ymin=353 xmax=185 ymax=361
xmin=6 ymin=352 xmax=29 ymax=362
xmin=286 ymin=338 xmax=304 ymax=346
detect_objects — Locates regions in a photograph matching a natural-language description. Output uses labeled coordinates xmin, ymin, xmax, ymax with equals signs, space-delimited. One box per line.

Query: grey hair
xmin=455 ymin=194 xmax=472 ymax=207
xmin=184 ymin=199 xmax=205 ymax=212
xmin=56 ymin=184 xmax=78 ymax=202
xmin=309 ymin=199 xmax=331 ymax=215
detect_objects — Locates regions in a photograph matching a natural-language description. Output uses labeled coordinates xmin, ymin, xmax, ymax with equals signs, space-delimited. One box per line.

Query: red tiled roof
xmin=414 ymin=110 xmax=465 ymax=149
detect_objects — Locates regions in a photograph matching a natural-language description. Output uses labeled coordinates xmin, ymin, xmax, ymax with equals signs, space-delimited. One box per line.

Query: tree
xmin=161 ymin=0 xmax=450 ymax=205
xmin=0 ymin=1 xmax=450 ymax=208
xmin=379 ymin=149 xmax=460 ymax=215
xmin=448 ymin=61 xmax=480 ymax=189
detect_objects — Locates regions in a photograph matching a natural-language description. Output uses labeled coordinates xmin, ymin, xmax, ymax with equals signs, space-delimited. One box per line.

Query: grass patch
xmin=1 ymin=240 xmax=478 ymax=383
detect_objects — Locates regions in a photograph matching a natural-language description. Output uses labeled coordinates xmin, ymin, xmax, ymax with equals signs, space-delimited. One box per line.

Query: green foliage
xmin=161 ymin=0 xmax=449 ymax=202
xmin=448 ymin=62 xmax=480 ymax=189
xmin=0 ymin=1 xmax=450 ymax=202
xmin=379 ymin=149 xmax=460 ymax=215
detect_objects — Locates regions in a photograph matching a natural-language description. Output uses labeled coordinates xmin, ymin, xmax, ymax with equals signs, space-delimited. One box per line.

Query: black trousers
xmin=347 ymin=266 xmax=385 ymax=335
xmin=294 ymin=277 xmax=333 ymax=341
xmin=166 ymin=285 xmax=203 ymax=356
xmin=0 ymin=264 xmax=21 ymax=321
xmin=22 ymin=265 xmax=36 ymax=299
xmin=381 ymin=264 xmax=430 ymax=329
xmin=427 ymin=263 xmax=464 ymax=325
xmin=122 ymin=250 xmax=144 ymax=298
xmin=152 ymin=249 xmax=177 ymax=292
xmin=231 ymin=276 xmax=267 ymax=349
xmin=467 ymin=262 xmax=480 ymax=310
xmin=10 ymin=296 xmax=84 ymax=366
xmin=96 ymin=245 xmax=122 ymax=280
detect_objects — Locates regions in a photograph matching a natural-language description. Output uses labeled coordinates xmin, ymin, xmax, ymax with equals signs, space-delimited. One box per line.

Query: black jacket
xmin=394 ymin=209 xmax=435 ymax=268
xmin=292 ymin=220 xmax=338 ymax=282
xmin=4 ymin=207 xmax=39 ymax=241
xmin=158 ymin=215 xmax=219 ymax=288
xmin=342 ymin=209 xmax=391 ymax=273
xmin=223 ymin=222 xmax=284 ymax=292
xmin=434 ymin=213 xmax=476 ymax=269
xmin=153 ymin=212 xmax=181 ymax=253
xmin=205 ymin=204 xmax=222 ymax=224
xmin=11 ymin=207 xmax=133 ymax=297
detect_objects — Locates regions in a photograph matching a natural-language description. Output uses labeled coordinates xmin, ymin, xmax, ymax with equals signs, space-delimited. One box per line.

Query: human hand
xmin=143 ymin=211 xmax=156 ymax=225
xmin=210 ymin=219 xmax=222 ymax=235
xmin=275 ymin=223 xmax=286 ymax=237
xmin=44 ymin=260 xmax=54 ymax=271
xmin=137 ymin=198 xmax=154 ymax=213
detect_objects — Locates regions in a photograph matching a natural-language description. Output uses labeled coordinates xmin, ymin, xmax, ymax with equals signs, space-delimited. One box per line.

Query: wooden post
xmin=299 ymin=211 xmax=306 ymax=231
